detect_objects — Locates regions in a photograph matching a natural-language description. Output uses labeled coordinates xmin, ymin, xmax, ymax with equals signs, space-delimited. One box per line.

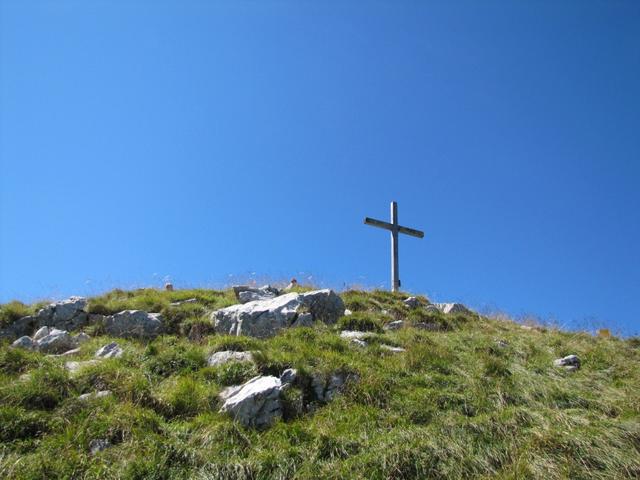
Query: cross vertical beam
xmin=391 ymin=201 xmax=399 ymax=292
xmin=364 ymin=201 xmax=424 ymax=292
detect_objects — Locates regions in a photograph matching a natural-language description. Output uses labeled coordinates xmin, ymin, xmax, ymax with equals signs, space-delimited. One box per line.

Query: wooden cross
xmin=364 ymin=201 xmax=424 ymax=292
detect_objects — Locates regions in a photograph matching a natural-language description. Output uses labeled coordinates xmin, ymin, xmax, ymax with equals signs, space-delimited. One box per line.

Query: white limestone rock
xmin=219 ymin=375 xmax=284 ymax=428
xmin=280 ymin=368 xmax=297 ymax=385
xmin=89 ymin=438 xmax=111 ymax=454
xmin=381 ymin=345 xmax=406 ymax=353
xmin=426 ymin=303 xmax=471 ymax=315
xmin=103 ymin=310 xmax=163 ymax=339
xmin=404 ymin=297 xmax=421 ymax=308
xmin=33 ymin=326 xmax=50 ymax=342
xmin=37 ymin=297 xmax=88 ymax=331
xmin=207 ymin=350 xmax=254 ymax=367
xmin=212 ymin=289 xmax=344 ymax=338
xmin=36 ymin=329 xmax=78 ymax=354
xmin=95 ymin=342 xmax=124 ymax=358
xmin=554 ymin=354 xmax=580 ymax=371
xmin=65 ymin=360 xmax=100 ymax=374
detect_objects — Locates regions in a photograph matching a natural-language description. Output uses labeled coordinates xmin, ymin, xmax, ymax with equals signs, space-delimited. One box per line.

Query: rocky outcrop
xmin=12 ymin=327 xmax=86 ymax=354
xmin=207 ymin=350 xmax=254 ymax=367
xmin=103 ymin=310 xmax=163 ymax=339
xmin=403 ymin=297 xmax=421 ymax=308
xmin=384 ymin=320 xmax=405 ymax=331
xmin=219 ymin=376 xmax=284 ymax=428
xmin=36 ymin=297 xmax=89 ymax=331
xmin=211 ymin=289 xmax=344 ymax=338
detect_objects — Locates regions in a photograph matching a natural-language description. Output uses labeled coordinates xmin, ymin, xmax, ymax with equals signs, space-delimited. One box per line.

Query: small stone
xmin=415 ymin=322 xmax=442 ymax=331
xmin=496 ymin=340 xmax=509 ymax=348
xmin=384 ymin=320 xmax=404 ymax=331
xmin=95 ymin=342 xmax=123 ymax=358
xmin=11 ymin=336 xmax=35 ymax=350
xmin=340 ymin=331 xmax=368 ymax=340
xmin=427 ymin=303 xmax=471 ymax=315
xmin=280 ymin=368 xmax=297 ymax=385
xmin=343 ymin=309 xmax=353 ymax=316
xmin=207 ymin=350 xmax=254 ymax=367
xmin=554 ymin=355 xmax=580 ymax=370
xmin=403 ymin=297 xmax=420 ymax=308
xmin=78 ymin=390 xmax=112 ymax=401
xmin=59 ymin=348 xmax=81 ymax=357
xmin=89 ymin=438 xmax=111 ymax=454
xmin=381 ymin=345 xmax=406 ymax=353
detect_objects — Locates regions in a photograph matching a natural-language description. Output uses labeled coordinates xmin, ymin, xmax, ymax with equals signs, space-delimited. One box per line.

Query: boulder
xmin=36 ymin=329 xmax=78 ymax=354
xmin=95 ymin=342 xmax=124 ymax=359
xmin=75 ymin=332 xmax=91 ymax=344
xmin=207 ymin=350 xmax=254 ymax=367
xmin=426 ymin=303 xmax=471 ymax=315
xmin=211 ymin=289 xmax=344 ymax=338
xmin=291 ymin=312 xmax=313 ymax=328
xmin=554 ymin=354 xmax=580 ymax=371
xmin=103 ymin=310 xmax=163 ymax=339
xmin=11 ymin=336 xmax=35 ymax=350
xmin=219 ymin=375 xmax=284 ymax=428
xmin=233 ymin=285 xmax=280 ymax=304
xmin=404 ymin=297 xmax=420 ymax=308
xmin=36 ymin=297 xmax=88 ymax=331
xmin=33 ymin=326 xmax=50 ymax=342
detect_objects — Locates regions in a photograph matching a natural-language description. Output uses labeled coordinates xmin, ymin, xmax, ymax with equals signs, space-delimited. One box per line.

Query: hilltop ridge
xmin=0 ymin=287 xmax=639 ymax=479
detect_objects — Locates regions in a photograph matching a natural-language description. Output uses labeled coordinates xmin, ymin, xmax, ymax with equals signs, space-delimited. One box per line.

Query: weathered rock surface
xmin=0 ymin=315 xmax=38 ymax=340
xmin=37 ymin=297 xmax=89 ymax=331
xmin=207 ymin=350 xmax=254 ymax=367
xmin=404 ymin=297 xmax=421 ymax=308
xmin=89 ymin=438 xmax=111 ymax=454
xmin=426 ymin=303 xmax=471 ymax=315
xmin=233 ymin=285 xmax=280 ymax=304
xmin=36 ymin=329 xmax=78 ymax=354
xmin=103 ymin=310 xmax=163 ymax=339
xmin=95 ymin=342 xmax=124 ymax=358
xmin=219 ymin=376 xmax=284 ymax=428
xmin=212 ymin=289 xmax=344 ymax=338
xmin=554 ymin=354 xmax=580 ymax=371
xmin=384 ymin=320 xmax=405 ymax=331
xmin=12 ymin=336 xmax=35 ymax=350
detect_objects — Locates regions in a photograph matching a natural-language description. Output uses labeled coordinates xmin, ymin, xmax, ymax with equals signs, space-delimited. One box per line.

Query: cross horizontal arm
xmin=398 ymin=226 xmax=424 ymax=238
xmin=364 ymin=217 xmax=393 ymax=231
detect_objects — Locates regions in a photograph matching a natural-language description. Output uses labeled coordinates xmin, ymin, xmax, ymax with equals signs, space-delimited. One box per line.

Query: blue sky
xmin=1 ymin=1 xmax=639 ymax=335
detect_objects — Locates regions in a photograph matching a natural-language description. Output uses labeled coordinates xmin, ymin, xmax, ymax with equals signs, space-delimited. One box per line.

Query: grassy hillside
xmin=0 ymin=288 xmax=638 ymax=479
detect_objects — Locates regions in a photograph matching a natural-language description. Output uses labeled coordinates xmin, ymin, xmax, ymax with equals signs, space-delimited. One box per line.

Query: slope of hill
xmin=0 ymin=288 xmax=638 ymax=479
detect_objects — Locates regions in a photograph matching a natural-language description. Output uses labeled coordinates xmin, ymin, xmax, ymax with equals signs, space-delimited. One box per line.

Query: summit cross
xmin=364 ymin=201 xmax=424 ymax=292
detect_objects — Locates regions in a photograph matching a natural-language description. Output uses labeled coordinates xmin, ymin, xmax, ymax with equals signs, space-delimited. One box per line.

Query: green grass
xmin=0 ymin=288 xmax=638 ymax=479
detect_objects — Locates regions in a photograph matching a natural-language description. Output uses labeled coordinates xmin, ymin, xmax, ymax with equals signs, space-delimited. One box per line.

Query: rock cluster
xmin=12 ymin=327 xmax=89 ymax=354
xmin=211 ymin=289 xmax=344 ymax=338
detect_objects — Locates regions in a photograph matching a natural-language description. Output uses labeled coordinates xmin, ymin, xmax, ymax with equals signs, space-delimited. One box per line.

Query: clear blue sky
xmin=1 ymin=1 xmax=639 ymax=335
